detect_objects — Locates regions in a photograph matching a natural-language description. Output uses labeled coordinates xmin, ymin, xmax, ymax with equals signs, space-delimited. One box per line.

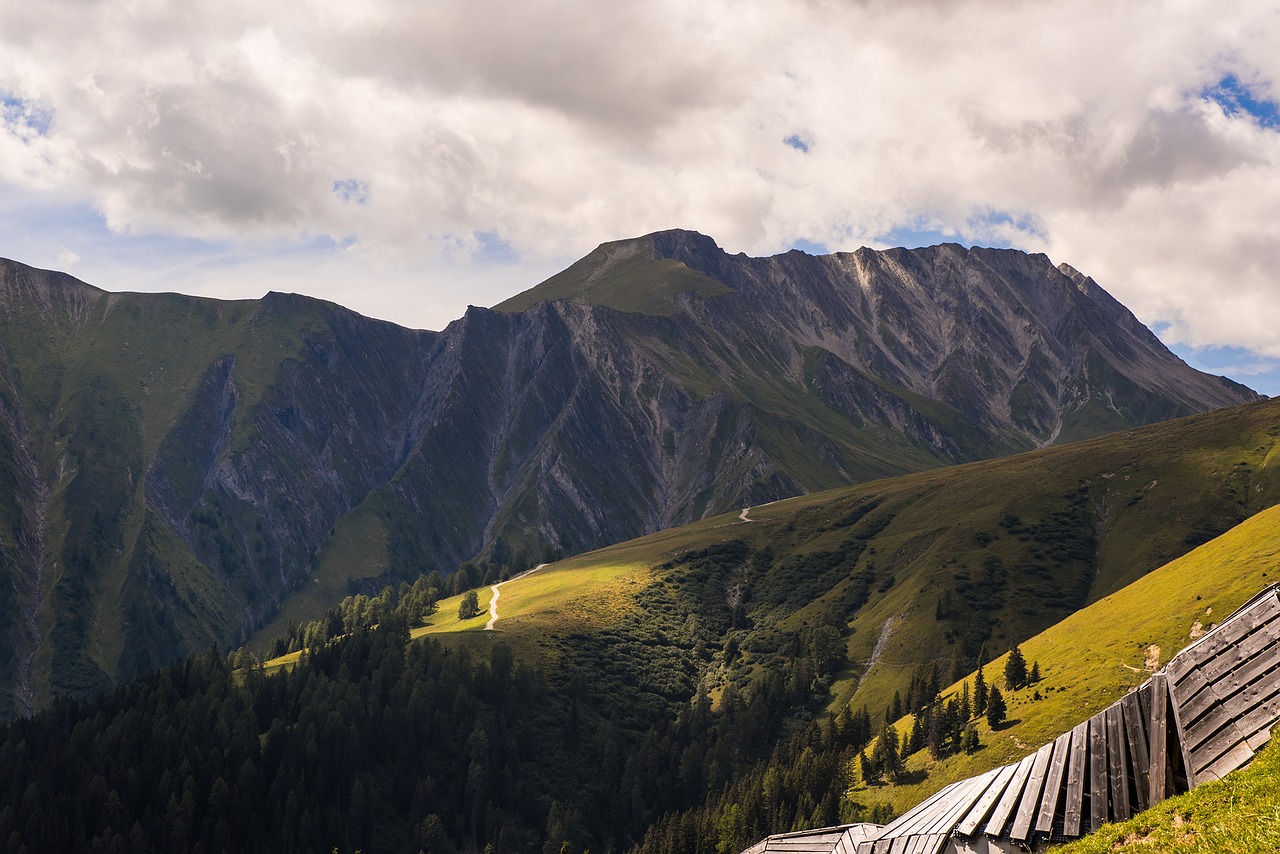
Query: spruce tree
xmin=926 ymin=702 xmax=945 ymax=760
xmin=986 ymin=685 xmax=1007 ymax=729
xmin=974 ymin=666 xmax=988 ymax=717
xmin=1004 ymin=645 xmax=1027 ymax=690
xmin=873 ymin=724 xmax=902 ymax=780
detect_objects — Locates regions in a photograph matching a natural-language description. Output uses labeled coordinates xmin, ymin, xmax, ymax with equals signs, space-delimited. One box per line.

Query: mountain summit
xmin=502 ymin=230 xmax=1255 ymax=446
xmin=0 ymin=235 xmax=1259 ymax=714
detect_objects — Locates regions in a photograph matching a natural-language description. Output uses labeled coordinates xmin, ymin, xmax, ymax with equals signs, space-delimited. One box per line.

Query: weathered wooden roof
xmin=743 ymin=582 xmax=1280 ymax=854
xmin=741 ymin=823 xmax=879 ymax=854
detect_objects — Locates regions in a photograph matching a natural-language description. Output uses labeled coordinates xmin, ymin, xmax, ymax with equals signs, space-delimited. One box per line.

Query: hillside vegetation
xmin=4 ymin=397 xmax=1277 ymax=853
xmin=415 ymin=396 xmax=1280 ymax=725
xmin=850 ymin=499 xmax=1280 ymax=817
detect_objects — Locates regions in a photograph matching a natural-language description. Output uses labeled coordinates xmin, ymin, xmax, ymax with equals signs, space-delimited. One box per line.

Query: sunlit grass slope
xmin=851 ymin=501 xmax=1280 ymax=817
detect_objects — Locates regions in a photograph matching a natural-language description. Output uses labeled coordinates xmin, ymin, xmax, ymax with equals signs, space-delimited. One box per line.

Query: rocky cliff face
xmin=0 ymin=234 xmax=1259 ymax=715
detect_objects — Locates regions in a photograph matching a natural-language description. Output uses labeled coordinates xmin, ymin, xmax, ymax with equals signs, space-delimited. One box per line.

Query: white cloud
xmin=1 ymin=0 xmax=1279 ymax=356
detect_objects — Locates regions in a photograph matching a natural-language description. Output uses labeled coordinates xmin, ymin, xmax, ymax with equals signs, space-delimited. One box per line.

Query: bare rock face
xmin=0 ymin=236 xmax=1259 ymax=715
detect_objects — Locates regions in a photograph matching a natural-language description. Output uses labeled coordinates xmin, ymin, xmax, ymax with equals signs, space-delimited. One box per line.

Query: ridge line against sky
xmin=2 ymin=0 xmax=1279 ymax=394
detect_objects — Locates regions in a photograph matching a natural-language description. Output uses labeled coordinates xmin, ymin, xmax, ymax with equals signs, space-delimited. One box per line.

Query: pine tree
xmin=1029 ymin=661 xmax=1040 ymax=684
xmin=959 ymin=681 xmax=971 ymax=722
xmin=873 ymin=724 xmax=902 ymax=780
xmin=926 ymin=702 xmax=945 ymax=760
xmin=909 ymin=709 xmax=926 ymax=756
xmin=974 ymin=666 xmax=988 ymax=717
xmin=986 ymin=685 xmax=1007 ymax=729
xmin=962 ymin=723 xmax=980 ymax=754
xmin=1005 ymin=645 xmax=1027 ymax=690
xmin=859 ymin=749 xmax=880 ymax=785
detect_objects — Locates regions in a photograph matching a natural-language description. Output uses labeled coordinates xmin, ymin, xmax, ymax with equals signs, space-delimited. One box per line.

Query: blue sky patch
xmin=1164 ymin=341 xmax=1280 ymax=397
xmin=1 ymin=92 xmax=53 ymax=137
xmin=1202 ymin=74 xmax=1280 ymax=129
xmin=783 ymin=134 xmax=811 ymax=153
xmin=474 ymin=230 xmax=519 ymax=264
xmin=332 ymin=178 xmax=370 ymax=206
xmin=787 ymin=237 xmax=829 ymax=255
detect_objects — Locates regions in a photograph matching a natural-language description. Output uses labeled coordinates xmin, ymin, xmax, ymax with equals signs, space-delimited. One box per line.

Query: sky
xmin=1 ymin=0 xmax=1279 ymax=395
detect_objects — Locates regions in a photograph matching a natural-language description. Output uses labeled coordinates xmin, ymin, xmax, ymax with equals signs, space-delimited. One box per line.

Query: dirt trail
xmin=739 ymin=507 xmax=752 ymax=522
xmin=485 ymin=564 xmax=546 ymax=631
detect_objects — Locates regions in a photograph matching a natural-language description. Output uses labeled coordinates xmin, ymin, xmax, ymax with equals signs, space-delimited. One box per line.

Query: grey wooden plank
xmin=956 ymin=762 xmax=1019 ymax=836
xmin=1167 ymin=668 xmax=1197 ymax=790
xmin=1089 ymin=711 xmax=1110 ymax=831
xmin=1149 ymin=674 xmax=1169 ymax=804
xmin=1199 ymin=740 xmax=1259 ymax=782
xmin=929 ymin=771 xmax=1002 ymax=838
xmin=1011 ymin=741 xmax=1056 ymax=841
xmin=1195 ymin=613 xmax=1280 ymax=685
xmin=920 ymin=835 xmax=948 ymax=854
xmin=1105 ymin=704 xmax=1131 ymax=822
xmin=1223 ymin=677 xmax=1280 ymax=739
xmin=1035 ymin=730 xmax=1075 ymax=833
xmin=1171 ymin=666 xmax=1218 ymax=725
xmin=1136 ymin=680 xmax=1152 ymax=731
xmin=1120 ymin=692 xmax=1151 ymax=812
xmin=1184 ymin=677 xmax=1275 ymax=754
xmin=894 ymin=783 xmax=966 ymax=839
xmin=1214 ymin=647 xmax=1280 ymax=701
xmin=1064 ymin=721 xmax=1089 ymax=837
xmin=1193 ymin=649 xmax=1280 ymax=727
xmin=1178 ymin=636 xmax=1280 ymax=736
xmin=879 ymin=782 xmax=962 ymax=840
xmin=1192 ymin=689 xmax=1280 ymax=776
xmin=984 ymin=752 xmax=1037 ymax=836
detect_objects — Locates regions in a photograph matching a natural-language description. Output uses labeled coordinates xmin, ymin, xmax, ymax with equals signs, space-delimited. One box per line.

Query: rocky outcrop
xmin=0 ymin=234 xmax=1260 ymax=715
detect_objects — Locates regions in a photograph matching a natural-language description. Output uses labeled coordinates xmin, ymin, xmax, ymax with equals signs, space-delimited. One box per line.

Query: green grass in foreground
xmin=1059 ymin=735 xmax=1280 ymax=853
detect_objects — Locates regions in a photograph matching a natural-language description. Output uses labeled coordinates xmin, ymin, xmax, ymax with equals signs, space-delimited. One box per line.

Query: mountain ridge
xmin=0 ymin=234 xmax=1261 ymax=715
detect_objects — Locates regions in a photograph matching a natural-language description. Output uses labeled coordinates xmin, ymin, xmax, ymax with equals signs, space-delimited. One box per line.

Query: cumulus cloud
xmin=1 ymin=0 xmax=1279 ymax=360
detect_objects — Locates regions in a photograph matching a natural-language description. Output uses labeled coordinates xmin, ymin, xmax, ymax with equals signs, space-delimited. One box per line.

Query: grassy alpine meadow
xmin=847 ymin=501 xmax=1280 ymax=818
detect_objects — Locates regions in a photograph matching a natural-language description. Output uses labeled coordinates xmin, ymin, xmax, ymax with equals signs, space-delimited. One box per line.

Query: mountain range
xmin=0 ymin=230 xmax=1260 ymax=716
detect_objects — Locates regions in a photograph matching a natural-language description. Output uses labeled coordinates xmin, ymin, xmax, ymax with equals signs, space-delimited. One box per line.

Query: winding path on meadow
xmin=485 ymin=564 xmax=547 ymax=631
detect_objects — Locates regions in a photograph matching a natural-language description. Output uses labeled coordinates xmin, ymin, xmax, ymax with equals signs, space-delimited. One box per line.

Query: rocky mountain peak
xmin=0 ymin=239 xmax=1261 ymax=716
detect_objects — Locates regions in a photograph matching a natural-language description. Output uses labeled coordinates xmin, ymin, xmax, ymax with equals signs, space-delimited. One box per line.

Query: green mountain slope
xmin=267 ymin=398 xmax=1280 ymax=851
xmin=0 ymin=231 xmax=1262 ymax=718
xmin=852 ymin=498 xmax=1280 ymax=818
xmin=3 ymin=396 xmax=1277 ymax=854
xmin=417 ymin=396 xmax=1280 ymax=724
xmin=494 ymin=234 xmax=733 ymax=315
